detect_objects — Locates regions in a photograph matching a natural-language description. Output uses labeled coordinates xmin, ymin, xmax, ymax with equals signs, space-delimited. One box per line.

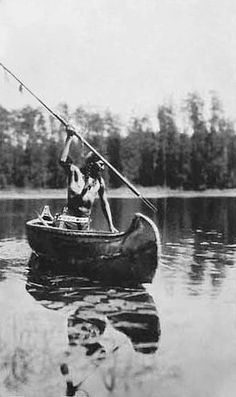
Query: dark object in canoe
xmin=26 ymin=212 xmax=161 ymax=284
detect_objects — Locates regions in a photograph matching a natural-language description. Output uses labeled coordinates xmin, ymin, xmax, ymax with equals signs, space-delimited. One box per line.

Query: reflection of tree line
xmin=1 ymin=195 xmax=236 ymax=242
xmin=26 ymin=261 xmax=160 ymax=396
xmin=0 ymin=197 xmax=156 ymax=240
xmin=160 ymin=197 xmax=236 ymax=290
xmin=0 ymin=200 xmax=30 ymax=239
xmin=0 ymin=198 xmax=100 ymax=239
xmin=1 ymin=195 xmax=236 ymax=291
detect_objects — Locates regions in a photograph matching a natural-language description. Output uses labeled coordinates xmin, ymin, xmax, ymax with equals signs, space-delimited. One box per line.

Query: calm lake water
xmin=0 ymin=197 xmax=236 ymax=397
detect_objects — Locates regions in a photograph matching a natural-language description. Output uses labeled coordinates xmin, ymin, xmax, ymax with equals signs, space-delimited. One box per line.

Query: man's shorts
xmin=55 ymin=214 xmax=90 ymax=231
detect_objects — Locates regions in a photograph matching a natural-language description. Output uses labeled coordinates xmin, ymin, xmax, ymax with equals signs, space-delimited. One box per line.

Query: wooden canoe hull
xmin=26 ymin=212 xmax=161 ymax=284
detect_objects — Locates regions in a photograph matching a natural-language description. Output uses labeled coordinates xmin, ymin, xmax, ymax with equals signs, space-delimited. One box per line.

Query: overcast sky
xmin=1 ymin=0 xmax=236 ymax=122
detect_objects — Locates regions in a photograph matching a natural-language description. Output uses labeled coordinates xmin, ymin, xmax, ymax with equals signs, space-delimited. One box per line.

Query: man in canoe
xmin=58 ymin=125 xmax=118 ymax=232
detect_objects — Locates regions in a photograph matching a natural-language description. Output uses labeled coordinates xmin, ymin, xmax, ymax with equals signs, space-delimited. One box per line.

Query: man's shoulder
xmin=71 ymin=164 xmax=81 ymax=172
xmin=60 ymin=159 xmax=81 ymax=173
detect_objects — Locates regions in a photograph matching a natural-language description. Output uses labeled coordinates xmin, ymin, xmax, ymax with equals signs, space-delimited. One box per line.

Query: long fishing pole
xmin=0 ymin=62 xmax=158 ymax=213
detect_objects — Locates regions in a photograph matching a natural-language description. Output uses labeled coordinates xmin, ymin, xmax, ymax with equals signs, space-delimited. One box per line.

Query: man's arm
xmin=99 ymin=178 xmax=118 ymax=233
xmin=60 ymin=127 xmax=74 ymax=160
xmin=59 ymin=127 xmax=76 ymax=174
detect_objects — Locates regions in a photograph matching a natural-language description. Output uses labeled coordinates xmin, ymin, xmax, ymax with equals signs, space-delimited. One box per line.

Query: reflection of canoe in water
xmin=26 ymin=267 xmax=161 ymax=395
xmin=26 ymin=266 xmax=161 ymax=355
xmin=26 ymin=212 xmax=161 ymax=284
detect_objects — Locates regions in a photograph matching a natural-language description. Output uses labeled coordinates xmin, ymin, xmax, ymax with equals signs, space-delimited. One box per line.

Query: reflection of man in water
xmin=60 ymin=315 xmax=109 ymax=397
xmin=67 ymin=315 xmax=107 ymax=358
xmin=60 ymin=305 xmax=161 ymax=396
xmin=61 ymin=362 xmax=89 ymax=397
xmin=59 ymin=126 xmax=118 ymax=232
xmin=26 ymin=269 xmax=161 ymax=395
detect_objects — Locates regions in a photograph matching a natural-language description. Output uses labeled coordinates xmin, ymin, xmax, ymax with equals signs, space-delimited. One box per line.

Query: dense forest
xmin=0 ymin=92 xmax=236 ymax=190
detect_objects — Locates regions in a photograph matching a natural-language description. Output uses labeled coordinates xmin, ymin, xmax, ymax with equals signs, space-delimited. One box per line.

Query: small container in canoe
xmin=26 ymin=211 xmax=161 ymax=284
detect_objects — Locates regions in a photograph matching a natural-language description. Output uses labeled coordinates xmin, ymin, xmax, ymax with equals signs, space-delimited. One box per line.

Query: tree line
xmin=0 ymin=92 xmax=236 ymax=190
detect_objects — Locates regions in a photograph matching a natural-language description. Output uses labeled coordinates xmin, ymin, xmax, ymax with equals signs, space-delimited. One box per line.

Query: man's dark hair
xmin=84 ymin=151 xmax=100 ymax=165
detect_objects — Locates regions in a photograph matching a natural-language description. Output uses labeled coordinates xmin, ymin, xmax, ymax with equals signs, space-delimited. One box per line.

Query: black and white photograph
xmin=0 ymin=0 xmax=236 ymax=396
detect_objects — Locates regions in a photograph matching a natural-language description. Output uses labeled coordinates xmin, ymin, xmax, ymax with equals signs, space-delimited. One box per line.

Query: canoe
xmin=26 ymin=212 xmax=161 ymax=284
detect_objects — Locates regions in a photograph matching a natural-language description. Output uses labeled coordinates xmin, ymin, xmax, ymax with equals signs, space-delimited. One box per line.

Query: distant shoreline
xmin=1 ymin=187 xmax=236 ymax=199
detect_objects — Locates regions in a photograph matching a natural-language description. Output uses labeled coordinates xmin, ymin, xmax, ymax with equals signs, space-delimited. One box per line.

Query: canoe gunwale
xmin=26 ymin=212 xmax=160 ymax=242
xmin=26 ymin=219 xmax=126 ymax=238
